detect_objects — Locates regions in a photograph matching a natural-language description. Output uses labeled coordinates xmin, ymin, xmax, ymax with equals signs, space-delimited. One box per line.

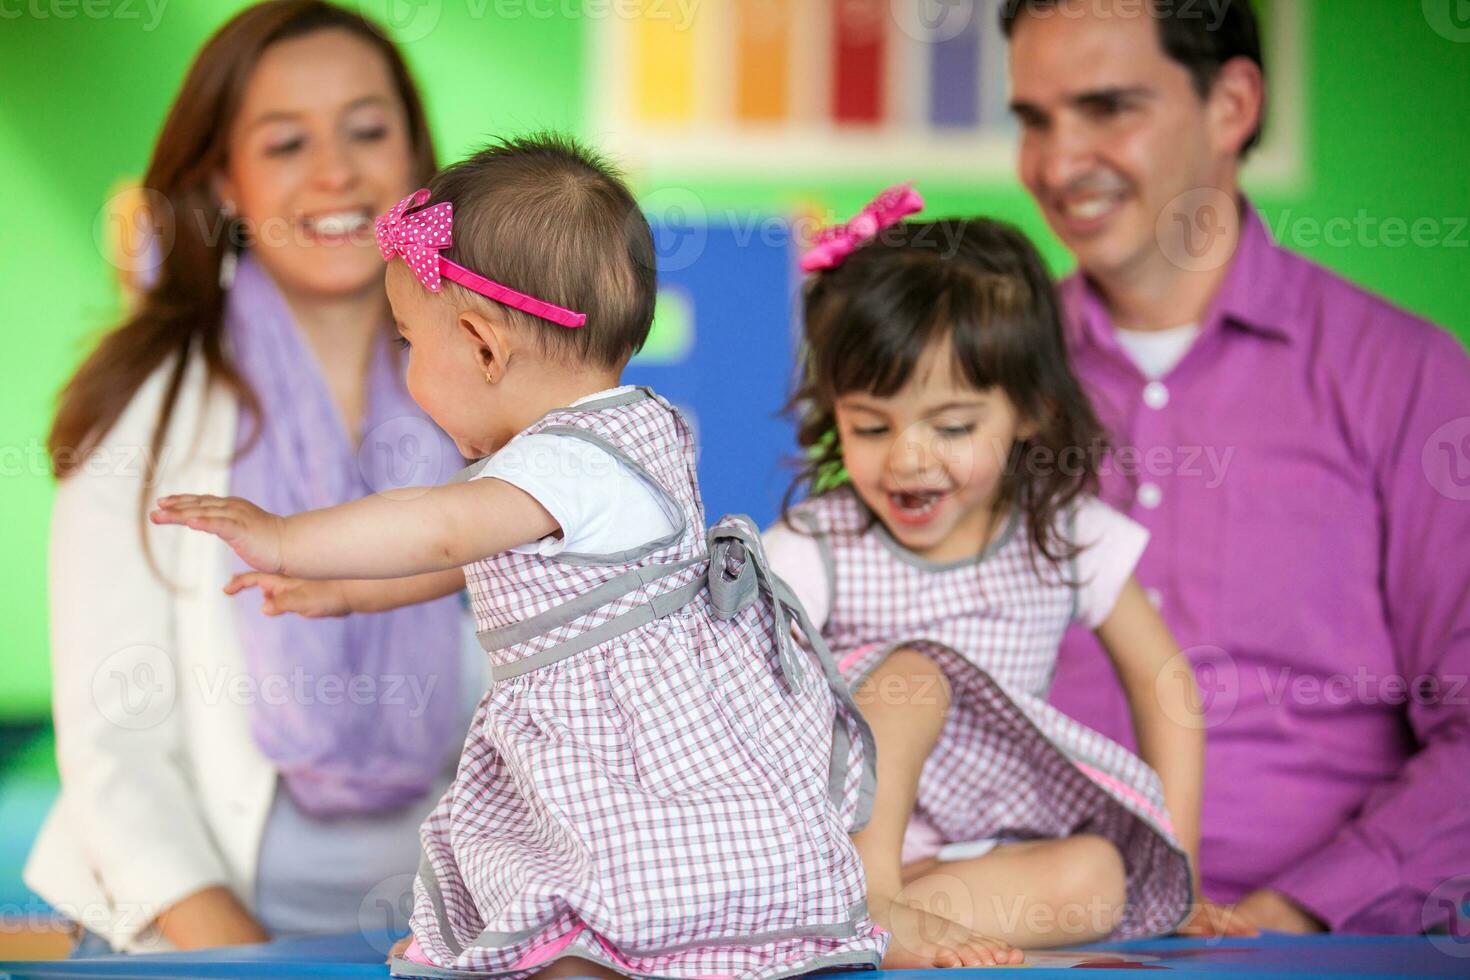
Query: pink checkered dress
xmin=786 ymin=486 xmax=1192 ymax=941
xmin=395 ymin=389 xmax=887 ymax=980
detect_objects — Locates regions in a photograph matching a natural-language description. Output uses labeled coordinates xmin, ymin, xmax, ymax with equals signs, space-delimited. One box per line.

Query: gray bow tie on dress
xmin=472 ymin=514 xmax=879 ymax=828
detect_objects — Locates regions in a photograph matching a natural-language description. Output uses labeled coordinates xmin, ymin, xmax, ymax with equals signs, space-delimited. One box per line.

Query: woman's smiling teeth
xmin=302 ymin=209 xmax=372 ymax=240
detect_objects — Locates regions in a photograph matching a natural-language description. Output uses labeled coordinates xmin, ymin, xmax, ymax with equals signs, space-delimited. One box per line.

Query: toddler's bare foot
xmin=873 ymin=895 xmax=1023 ymax=968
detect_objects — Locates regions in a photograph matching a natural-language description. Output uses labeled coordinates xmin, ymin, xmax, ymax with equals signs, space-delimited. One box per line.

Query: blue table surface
xmin=1 ymin=932 xmax=1463 ymax=979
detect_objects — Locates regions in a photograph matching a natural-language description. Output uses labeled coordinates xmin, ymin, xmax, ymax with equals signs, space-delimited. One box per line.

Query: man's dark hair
xmin=427 ymin=132 xmax=656 ymax=369
xmin=1001 ymin=0 xmax=1265 ymax=158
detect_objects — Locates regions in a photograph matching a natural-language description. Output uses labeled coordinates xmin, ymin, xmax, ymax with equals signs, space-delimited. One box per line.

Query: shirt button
xmin=1143 ymin=381 xmax=1170 ymax=409
xmin=1137 ymin=482 xmax=1163 ymax=509
xmin=1145 ymin=587 xmax=1163 ymax=609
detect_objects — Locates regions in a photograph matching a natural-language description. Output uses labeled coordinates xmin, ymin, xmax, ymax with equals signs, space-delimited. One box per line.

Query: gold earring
xmin=484 ymin=371 xmax=494 ymax=384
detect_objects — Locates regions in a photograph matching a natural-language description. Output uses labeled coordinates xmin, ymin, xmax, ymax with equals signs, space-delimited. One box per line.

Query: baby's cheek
xmin=844 ymin=443 xmax=888 ymax=488
xmin=404 ymin=361 xmax=430 ymax=410
xmin=952 ymin=440 xmax=1003 ymax=497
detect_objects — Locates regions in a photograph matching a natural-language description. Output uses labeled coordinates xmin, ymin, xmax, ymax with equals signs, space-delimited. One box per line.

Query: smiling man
xmin=1002 ymin=0 xmax=1470 ymax=935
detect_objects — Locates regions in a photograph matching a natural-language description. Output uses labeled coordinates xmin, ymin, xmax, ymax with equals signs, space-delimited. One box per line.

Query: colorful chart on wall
xmin=589 ymin=0 xmax=1305 ymax=185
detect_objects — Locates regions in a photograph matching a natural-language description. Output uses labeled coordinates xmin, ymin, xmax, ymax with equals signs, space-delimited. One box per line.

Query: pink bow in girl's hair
xmin=800 ymin=183 xmax=925 ymax=273
xmin=373 ymin=188 xmax=587 ymax=328
xmin=375 ymin=188 xmax=454 ymax=291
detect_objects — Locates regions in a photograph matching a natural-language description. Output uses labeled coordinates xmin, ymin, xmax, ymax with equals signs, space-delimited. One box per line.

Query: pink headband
xmin=800 ymin=183 xmax=925 ymax=273
xmin=375 ymin=189 xmax=587 ymax=328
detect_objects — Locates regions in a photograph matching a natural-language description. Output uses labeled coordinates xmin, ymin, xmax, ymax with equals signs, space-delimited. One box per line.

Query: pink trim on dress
xmin=402 ymin=937 xmax=432 ymax=965
xmin=1074 ymin=761 xmax=1175 ymax=835
xmin=504 ymin=924 xmax=737 ymax=980
xmin=838 ymin=642 xmax=881 ymax=673
xmin=509 ymin=924 xmax=588 ymax=970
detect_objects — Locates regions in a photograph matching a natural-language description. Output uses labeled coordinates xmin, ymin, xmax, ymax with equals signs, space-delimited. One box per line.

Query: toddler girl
xmin=153 ymin=136 xmax=903 ymax=978
xmin=764 ymin=186 xmax=1207 ymax=956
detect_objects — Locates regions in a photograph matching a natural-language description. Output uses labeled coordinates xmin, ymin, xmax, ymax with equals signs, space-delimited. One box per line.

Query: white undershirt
xmin=475 ymin=387 xmax=680 ymax=557
xmin=1113 ymin=322 xmax=1200 ymax=380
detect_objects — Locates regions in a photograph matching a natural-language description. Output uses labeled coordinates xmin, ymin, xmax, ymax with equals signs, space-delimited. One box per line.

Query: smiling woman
xmin=29 ymin=0 xmax=474 ymax=957
xmin=215 ymin=27 xmax=423 ymax=315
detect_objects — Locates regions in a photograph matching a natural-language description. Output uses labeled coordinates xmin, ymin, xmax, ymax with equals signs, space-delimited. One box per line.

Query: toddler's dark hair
xmin=786 ymin=217 xmax=1107 ymax=571
xmin=425 ymin=132 xmax=655 ymax=369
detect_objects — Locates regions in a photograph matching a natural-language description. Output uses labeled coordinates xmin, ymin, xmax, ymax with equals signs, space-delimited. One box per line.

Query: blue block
xmin=626 ymin=218 xmax=800 ymax=530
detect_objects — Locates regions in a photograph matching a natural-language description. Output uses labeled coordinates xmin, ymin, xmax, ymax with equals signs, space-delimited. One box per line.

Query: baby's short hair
xmin=427 ymin=133 xmax=656 ymax=369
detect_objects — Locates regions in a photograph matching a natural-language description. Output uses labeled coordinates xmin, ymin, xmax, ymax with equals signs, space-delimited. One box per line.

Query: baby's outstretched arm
xmin=225 ymin=568 xmax=467 ymax=617
xmin=150 ymin=478 xmax=558 ymax=580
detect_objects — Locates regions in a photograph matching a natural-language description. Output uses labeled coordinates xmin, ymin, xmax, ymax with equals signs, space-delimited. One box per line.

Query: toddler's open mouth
xmin=887 ymin=489 xmax=949 ymax=526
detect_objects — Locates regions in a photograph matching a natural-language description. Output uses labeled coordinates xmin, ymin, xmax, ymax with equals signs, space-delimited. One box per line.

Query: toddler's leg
xmin=899 ymin=834 xmax=1127 ymax=948
xmin=529 ymin=957 xmax=625 ymax=980
xmin=850 ymin=648 xmax=1022 ymax=968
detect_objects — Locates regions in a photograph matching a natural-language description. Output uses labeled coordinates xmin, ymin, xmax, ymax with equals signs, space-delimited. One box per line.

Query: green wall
xmin=0 ymin=0 xmax=1466 ymax=715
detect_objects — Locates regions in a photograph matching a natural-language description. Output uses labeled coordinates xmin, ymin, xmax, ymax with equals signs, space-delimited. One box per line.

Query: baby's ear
xmin=457 ymin=307 xmax=513 ymax=382
xmin=455 ymin=305 xmax=495 ymax=346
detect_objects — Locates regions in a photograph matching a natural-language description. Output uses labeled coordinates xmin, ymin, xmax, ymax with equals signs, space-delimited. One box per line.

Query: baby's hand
xmin=225 ymin=573 xmax=351 ymax=618
xmin=151 ymin=494 xmax=286 ymax=573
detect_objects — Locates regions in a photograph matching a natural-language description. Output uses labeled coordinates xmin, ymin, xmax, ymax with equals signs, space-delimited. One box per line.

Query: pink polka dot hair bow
xmin=375 ymin=188 xmax=587 ymax=328
xmin=800 ymin=183 xmax=925 ymax=273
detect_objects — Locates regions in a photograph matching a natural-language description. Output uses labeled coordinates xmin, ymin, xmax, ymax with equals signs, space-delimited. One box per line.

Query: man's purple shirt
xmin=1052 ymin=203 xmax=1470 ymax=934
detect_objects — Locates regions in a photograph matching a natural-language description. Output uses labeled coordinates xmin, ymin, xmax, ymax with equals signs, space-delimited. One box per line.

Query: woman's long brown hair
xmin=47 ymin=0 xmax=436 ymax=559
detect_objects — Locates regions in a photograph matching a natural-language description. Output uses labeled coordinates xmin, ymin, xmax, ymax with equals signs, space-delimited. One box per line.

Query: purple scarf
xmin=226 ymin=252 xmax=465 ymax=817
